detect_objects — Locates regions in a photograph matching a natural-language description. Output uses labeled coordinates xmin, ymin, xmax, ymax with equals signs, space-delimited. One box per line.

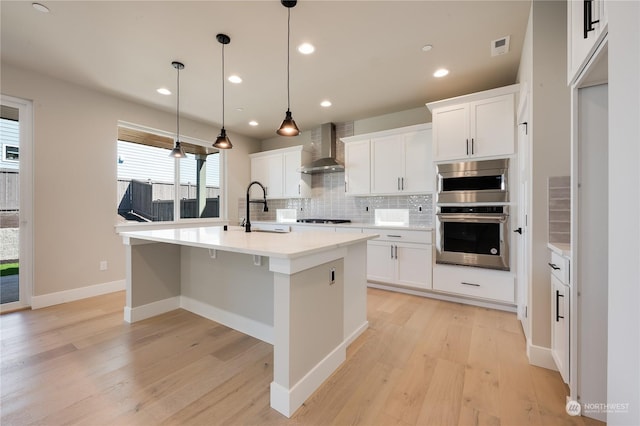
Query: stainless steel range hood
xmin=299 ymin=123 xmax=344 ymax=174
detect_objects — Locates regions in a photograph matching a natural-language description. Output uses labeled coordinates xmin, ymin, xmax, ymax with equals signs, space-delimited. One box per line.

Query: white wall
xmin=0 ymin=64 xmax=260 ymax=298
xmin=516 ymin=1 xmax=571 ymax=351
xmin=607 ymin=2 xmax=640 ymax=424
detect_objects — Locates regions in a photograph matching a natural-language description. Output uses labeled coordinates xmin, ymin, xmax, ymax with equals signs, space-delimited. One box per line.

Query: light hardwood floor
xmin=0 ymin=289 xmax=604 ymax=426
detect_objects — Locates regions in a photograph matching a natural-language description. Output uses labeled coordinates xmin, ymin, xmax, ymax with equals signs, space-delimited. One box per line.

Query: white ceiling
xmin=1 ymin=1 xmax=532 ymax=141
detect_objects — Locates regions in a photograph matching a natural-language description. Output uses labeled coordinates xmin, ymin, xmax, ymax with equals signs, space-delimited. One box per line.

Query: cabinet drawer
xmin=549 ymin=251 xmax=570 ymax=284
xmin=363 ymin=228 xmax=432 ymax=244
xmin=433 ymin=264 xmax=515 ymax=303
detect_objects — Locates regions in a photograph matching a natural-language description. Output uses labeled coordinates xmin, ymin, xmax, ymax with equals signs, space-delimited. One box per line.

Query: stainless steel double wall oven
xmin=435 ymin=159 xmax=511 ymax=271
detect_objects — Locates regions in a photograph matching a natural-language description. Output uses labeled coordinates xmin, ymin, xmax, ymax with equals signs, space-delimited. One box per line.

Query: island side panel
xmin=343 ymin=241 xmax=368 ymax=343
xmin=125 ymin=241 xmax=181 ymax=322
xmin=179 ymin=246 xmax=275 ymax=344
xmin=271 ymin=259 xmax=345 ymax=417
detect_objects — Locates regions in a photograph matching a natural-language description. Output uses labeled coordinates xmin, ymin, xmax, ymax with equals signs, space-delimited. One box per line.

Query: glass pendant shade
xmin=169 ymin=141 xmax=187 ymax=158
xmin=213 ymin=127 xmax=232 ymax=149
xmin=276 ymin=110 xmax=300 ymax=136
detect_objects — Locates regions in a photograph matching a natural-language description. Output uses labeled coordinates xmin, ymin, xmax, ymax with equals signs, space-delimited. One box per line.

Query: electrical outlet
xmin=418 ymin=205 xmax=422 ymax=212
xmin=99 ymin=260 xmax=108 ymax=271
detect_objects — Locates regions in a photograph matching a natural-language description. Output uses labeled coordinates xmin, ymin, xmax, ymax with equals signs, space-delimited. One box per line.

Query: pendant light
xmin=169 ymin=61 xmax=187 ymax=158
xmin=276 ymin=0 xmax=300 ymax=136
xmin=213 ymin=33 xmax=233 ymax=149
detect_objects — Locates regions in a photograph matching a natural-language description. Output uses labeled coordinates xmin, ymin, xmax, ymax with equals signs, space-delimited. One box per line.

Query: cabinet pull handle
xmin=330 ymin=267 xmax=336 ymax=285
xmin=471 ymin=138 xmax=475 ymax=155
xmin=394 ymin=244 xmax=398 ymax=259
xmin=556 ymin=290 xmax=564 ymax=321
xmin=401 ymin=177 xmax=405 ymax=190
xmin=386 ymin=234 xmax=402 ymax=238
xmin=345 ymin=181 xmax=347 ymax=192
xmin=390 ymin=245 xmax=394 ymax=259
xmin=398 ymin=177 xmax=401 ymax=191
xmin=466 ymin=139 xmax=469 ymax=155
xmin=461 ymin=281 xmax=481 ymax=287
xmin=548 ymin=262 xmax=561 ymax=271
xmin=298 ymin=184 xmax=300 ymax=194
xmin=583 ymin=0 xmax=600 ymax=39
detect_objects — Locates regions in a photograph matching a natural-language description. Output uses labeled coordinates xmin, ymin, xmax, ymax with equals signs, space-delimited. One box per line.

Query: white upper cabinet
xmin=342 ymin=123 xmax=433 ymax=196
xmin=427 ymin=85 xmax=518 ymax=162
xmin=370 ymin=129 xmax=432 ymax=194
xmin=568 ymin=0 xmax=608 ymax=83
xmin=343 ymin=139 xmax=371 ymax=196
xmin=250 ymin=146 xmax=310 ymax=199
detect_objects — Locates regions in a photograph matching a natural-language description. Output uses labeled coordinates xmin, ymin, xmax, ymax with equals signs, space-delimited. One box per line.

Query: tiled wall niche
xmin=238 ymin=121 xmax=434 ymax=227
xmin=548 ymin=176 xmax=571 ymax=244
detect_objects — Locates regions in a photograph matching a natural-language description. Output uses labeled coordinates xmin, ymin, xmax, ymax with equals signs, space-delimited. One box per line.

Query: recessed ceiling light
xmin=433 ymin=68 xmax=449 ymax=78
xmin=32 ymin=2 xmax=49 ymax=13
xmin=235 ymin=107 xmax=244 ymax=112
xmin=228 ymin=75 xmax=242 ymax=84
xmin=157 ymin=88 xmax=171 ymax=95
xmin=298 ymin=43 xmax=315 ymax=54
xmin=249 ymin=121 xmax=259 ymax=126
xmin=421 ymin=44 xmax=433 ymax=52
xmin=320 ymin=100 xmax=332 ymax=107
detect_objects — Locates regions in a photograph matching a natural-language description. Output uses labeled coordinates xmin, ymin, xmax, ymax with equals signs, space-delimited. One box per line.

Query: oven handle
xmin=436 ymin=213 xmax=508 ymax=223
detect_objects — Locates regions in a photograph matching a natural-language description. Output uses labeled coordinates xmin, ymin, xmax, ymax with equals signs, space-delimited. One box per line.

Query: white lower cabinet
xmin=549 ymin=248 xmax=570 ymax=384
xmin=551 ymin=275 xmax=570 ymax=384
xmin=432 ymin=263 xmax=515 ymax=304
xmin=365 ymin=229 xmax=432 ymax=290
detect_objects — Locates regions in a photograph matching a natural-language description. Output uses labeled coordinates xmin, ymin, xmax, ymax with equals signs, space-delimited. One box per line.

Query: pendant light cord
xmin=176 ymin=65 xmax=180 ymax=142
xmin=221 ymin=42 xmax=225 ymax=128
xmin=286 ymin=7 xmax=291 ymax=111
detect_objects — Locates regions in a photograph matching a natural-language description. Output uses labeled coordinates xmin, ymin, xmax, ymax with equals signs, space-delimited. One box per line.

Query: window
xmin=3 ymin=144 xmax=19 ymax=162
xmin=116 ymin=125 xmax=222 ymax=223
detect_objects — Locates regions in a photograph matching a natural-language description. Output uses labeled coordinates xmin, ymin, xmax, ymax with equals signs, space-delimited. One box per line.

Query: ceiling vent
xmin=491 ymin=36 xmax=510 ymax=57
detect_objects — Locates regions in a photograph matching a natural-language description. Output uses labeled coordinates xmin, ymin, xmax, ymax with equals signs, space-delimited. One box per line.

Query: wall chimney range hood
xmin=299 ymin=122 xmax=344 ymax=174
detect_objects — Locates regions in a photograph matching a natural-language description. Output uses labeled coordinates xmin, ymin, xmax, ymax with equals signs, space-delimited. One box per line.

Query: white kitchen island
xmin=119 ymin=225 xmax=375 ymax=417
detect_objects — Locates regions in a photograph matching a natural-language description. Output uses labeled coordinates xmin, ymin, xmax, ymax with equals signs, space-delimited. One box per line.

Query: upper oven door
xmin=436 ymin=159 xmax=509 ymax=203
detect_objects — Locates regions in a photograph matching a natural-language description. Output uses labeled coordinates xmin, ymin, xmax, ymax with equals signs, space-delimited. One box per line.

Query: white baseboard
xmin=31 ymin=279 xmax=125 ymax=309
xmin=345 ymin=320 xmax=368 ymax=347
xmin=124 ymin=296 xmax=180 ymax=323
xmin=180 ymin=296 xmax=274 ymax=344
xmin=367 ymin=282 xmax=517 ymax=313
xmin=527 ymin=339 xmax=558 ymax=371
xmin=270 ymin=340 xmax=347 ymax=417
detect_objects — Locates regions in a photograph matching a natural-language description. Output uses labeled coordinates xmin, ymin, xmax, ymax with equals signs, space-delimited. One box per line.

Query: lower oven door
xmin=435 ymin=212 xmax=510 ymax=271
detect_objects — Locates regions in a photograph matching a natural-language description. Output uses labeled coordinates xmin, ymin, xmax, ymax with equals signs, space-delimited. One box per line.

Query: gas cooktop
xmin=296 ymin=219 xmax=352 ymax=224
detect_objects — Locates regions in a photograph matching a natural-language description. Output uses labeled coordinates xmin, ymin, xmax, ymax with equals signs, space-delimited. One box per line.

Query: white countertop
xmin=548 ymin=242 xmax=571 ymax=257
xmin=120 ymin=225 xmax=376 ymax=259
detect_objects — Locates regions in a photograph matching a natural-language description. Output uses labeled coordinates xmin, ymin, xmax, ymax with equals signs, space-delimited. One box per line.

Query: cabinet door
xmin=469 ymin=94 xmax=515 ymax=158
xmin=432 ymin=103 xmax=469 ymax=161
xmin=283 ymin=150 xmax=311 ymax=198
xmin=395 ymin=243 xmax=432 ymax=289
xmin=251 ymin=154 xmax=282 ymax=199
xmin=344 ymin=140 xmax=371 ymax=195
xmin=371 ymin=135 xmax=404 ymax=194
xmin=403 ymin=129 xmax=433 ymax=193
xmin=568 ymin=0 xmax=608 ymax=82
xmin=366 ymin=241 xmax=395 ymax=283
xmin=551 ymin=275 xmax=570 ymax=384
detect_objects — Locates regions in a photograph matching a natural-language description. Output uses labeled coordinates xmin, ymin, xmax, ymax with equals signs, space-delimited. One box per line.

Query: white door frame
xmin=516 ymin=85 xmax=532 ymax=340
xmin=0 ymin=94 xmax=34 ymax=312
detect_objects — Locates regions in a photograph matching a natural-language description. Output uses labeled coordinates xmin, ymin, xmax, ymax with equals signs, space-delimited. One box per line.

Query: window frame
xmin=2 ymin=143 xmax=19 ymax=162
xmin=115 ymin=121 xmax=227 ymax=229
